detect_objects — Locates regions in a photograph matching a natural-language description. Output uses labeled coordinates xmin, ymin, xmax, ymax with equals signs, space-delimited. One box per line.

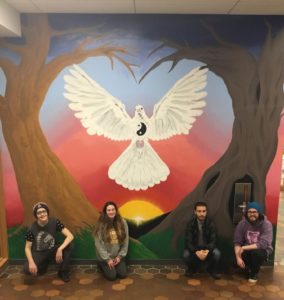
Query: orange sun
xmin=119 ymin=200 xmax=163 ymax=224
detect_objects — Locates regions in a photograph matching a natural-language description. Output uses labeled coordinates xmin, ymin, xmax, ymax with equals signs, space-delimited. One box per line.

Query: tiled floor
xmin=1 ymin=264 xmax=284 ymax=300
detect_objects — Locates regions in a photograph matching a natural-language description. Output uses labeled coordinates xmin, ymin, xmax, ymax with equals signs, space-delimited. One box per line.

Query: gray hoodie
xmin=95 ymin=219 xmax=129 ymax=262
xmin=233 ymin=215 xmax=273 ymax=255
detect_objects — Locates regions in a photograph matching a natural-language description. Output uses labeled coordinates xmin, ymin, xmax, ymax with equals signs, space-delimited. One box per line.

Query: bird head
xmin=135 ymin=105 xmax=146 ymax=119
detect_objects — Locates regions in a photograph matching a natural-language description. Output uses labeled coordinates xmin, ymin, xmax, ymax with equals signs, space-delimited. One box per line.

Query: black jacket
xmin=185 ymin=216 xmax=217 ymax=252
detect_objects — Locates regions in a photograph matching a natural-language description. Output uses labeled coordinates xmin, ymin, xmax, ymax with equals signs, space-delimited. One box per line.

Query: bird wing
xmin=149 ymin=66 xmax=208 ymax=141
xmin=63 ymin=65 xmax=132 ymax=141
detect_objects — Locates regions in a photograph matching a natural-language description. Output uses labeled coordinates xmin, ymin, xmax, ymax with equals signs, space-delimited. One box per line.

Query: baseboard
xmin=8 ymin=258 xmax=274 ymax=267
xmin=9 ymin=258 xmax=185 ymax=265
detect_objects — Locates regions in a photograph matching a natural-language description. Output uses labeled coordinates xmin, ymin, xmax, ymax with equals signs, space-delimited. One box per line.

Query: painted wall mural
xmin=0 ymin=14 xmax=283 ymax=260
xmin=64 ymin=64 xmax=208 ymax=190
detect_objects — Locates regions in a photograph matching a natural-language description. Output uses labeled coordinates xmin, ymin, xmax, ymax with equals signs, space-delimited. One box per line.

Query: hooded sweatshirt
xmin=233 ymin=214 xmax=273 ymax=255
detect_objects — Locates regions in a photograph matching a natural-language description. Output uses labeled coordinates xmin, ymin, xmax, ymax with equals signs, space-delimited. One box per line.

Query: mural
xmin=0 ymin=14 xmax=283 ymax=260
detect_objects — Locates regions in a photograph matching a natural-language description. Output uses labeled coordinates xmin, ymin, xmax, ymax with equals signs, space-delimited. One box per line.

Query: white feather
xmin=64 ymin=64 xmax=132 ymax=141
xmin=108 ymin=140 xmax=170 ymax=191
xmin=149 ymin=66 xmax=208 ymax=141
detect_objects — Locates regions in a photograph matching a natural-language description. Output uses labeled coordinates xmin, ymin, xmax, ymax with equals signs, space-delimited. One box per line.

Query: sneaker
xmin=248 ymin=273 xmax=258 ymax=283
xmin=58 ymin=271 xmax=70 ymax=282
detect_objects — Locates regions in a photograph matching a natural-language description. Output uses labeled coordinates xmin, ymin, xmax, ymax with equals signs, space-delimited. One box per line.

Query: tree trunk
xmin=2 ymin=106 xmax=98 ymax=231
xmin=0 ymin=14 xmax=132 ymax=232
xmin=147 ymin=24 xmax=284 ymax=247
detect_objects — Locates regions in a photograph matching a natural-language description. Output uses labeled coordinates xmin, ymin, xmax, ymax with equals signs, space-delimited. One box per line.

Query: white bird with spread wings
xmin=63 ymin=65 xmax=208 ymax=191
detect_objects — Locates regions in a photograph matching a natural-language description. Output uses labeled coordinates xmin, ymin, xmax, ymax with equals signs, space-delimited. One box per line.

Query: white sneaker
xmin=248 ymin=274 xmax=258 ymax=283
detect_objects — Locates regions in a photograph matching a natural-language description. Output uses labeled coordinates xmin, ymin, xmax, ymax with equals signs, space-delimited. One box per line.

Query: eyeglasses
xmin=248 ymin=210 xmax=258 ymax=214
xmin=37 ymin=210 xmax=47 ymax=216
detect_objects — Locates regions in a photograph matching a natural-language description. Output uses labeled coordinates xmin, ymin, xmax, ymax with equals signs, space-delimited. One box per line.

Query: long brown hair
xmin=95 ymin=201 xmax=126 ymax=243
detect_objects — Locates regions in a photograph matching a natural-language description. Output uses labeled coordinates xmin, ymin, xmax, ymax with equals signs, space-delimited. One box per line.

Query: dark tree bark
xmin=142 ymin=23 xmax=284 ymax=246
xmin=0 ymin=14 xmax=134 ymax=231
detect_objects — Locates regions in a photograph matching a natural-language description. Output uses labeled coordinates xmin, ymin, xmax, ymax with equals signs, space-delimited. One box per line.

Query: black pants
xmin=98 ymin=259 xmax=127 ymax=281
xmin=184 ymin=248 xmax=221 ymax=272
xmin=23 ymin=242 xmax=73 ymax=276
xmin=241 ymin=249 xmax=267 ymax=275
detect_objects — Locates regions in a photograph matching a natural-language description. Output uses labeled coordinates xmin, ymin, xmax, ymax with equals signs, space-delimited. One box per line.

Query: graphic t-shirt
xmin=246 ymin=230 xmax=260 ymax=244
xmin=25 ymin=218 xmax=64 ymax=251
xmin=108 ymin=228 xmax=119 ymax=245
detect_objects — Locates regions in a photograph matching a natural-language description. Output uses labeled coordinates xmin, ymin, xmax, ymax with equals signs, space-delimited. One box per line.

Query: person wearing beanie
xmin=234 ymin=201 xmax=273 ymax=283
xmin=23 ymin=202 xmax=74 ymax=282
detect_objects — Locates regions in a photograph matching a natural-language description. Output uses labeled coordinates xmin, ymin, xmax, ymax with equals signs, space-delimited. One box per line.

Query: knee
xmin=105 ymin=272 xmax=117 ymax=281
xmin=212 ymin=248 xmax=221 ymax=260
xmin=117 ymin=272 xmax=127 ymax=279
xmin=102 ymin=266 xmax=117 ymax=281
xmin=117 ymin=268 xmax=127 ymax=279
xmin=183 ymin=249 xmax=190 ymax=260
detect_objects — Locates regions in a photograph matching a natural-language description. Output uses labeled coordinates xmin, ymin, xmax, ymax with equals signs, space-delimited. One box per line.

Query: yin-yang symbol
xmin=136 ymin=122 xmax=147 ymax=136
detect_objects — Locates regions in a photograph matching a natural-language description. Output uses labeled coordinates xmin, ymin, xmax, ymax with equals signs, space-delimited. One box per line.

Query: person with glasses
xmin=23 ymin=202 xmax=74 ymax=282
xmin=234 ymin=202 xmax=273 ymax=283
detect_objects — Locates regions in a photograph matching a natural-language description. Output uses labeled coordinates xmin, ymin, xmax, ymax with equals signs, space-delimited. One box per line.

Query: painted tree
xmin=0 ymin=14 xmax=134 ymax=230
xmin=142 ymin=23 xmax=284 ymax=246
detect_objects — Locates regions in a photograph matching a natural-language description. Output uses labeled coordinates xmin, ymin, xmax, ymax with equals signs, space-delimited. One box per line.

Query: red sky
xmin=3 ymin=112 xmax=283 ymax=226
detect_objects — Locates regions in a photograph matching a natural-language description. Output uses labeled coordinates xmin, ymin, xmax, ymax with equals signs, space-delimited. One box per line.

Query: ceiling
xmin=4 ymin=0 xmax=284 ymax=15
xmin=1 ymin=0 xmax=284 ymax=37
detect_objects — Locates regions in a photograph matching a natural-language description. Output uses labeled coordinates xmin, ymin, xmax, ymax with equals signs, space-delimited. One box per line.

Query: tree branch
xmin=140 ymin=30 xmax=259 ymax=114
xmin=0 ymin=40 xmax=25 ymax=56
xmin=37 ymin=44 xmax=135 ymax=107
xmin=201 ymin=21 xmax=236 ymax=48
xmin=47 ymin=45 xmax=134 ymax=78
xmin=140 ymin=43 xmax=193 ymax=83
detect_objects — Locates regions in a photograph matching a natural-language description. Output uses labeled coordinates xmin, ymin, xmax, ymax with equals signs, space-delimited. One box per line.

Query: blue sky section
xmin=4 ymin=14 xmax=284 ymax=148
xmin=40 ymin=55 xmax=233 ymax=144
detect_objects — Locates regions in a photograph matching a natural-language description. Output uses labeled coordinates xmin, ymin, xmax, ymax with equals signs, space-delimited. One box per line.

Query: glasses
xmin=248 ymin=210 xmax=258 ymax=214
xmin=37 ymin=210 xmax=47 ymax=216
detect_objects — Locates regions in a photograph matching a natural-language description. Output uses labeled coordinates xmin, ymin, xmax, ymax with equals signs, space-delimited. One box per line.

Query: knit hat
xmin=247 ymin=202 xmax=263 ymax=214
xmin=33 ymin=202 xmax=49 ymax=218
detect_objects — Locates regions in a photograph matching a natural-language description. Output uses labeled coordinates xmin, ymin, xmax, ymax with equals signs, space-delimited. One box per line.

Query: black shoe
xmin=58 ymin=271 xmax=70 ymax=282
xmin=185 ymin=269 xmax=196 ymax=277
xmin=208 ymin=271 xmax=221 ymax=280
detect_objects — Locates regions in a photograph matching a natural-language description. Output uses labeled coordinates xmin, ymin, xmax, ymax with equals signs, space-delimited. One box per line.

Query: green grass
xmin=139 ymin=228 xmax=184 ymax=259
xmin=128 ymin=238 xmax=159 ymax=259
xmin=8 ymin=226 xmax=159 ymax=259
xmin=72 ymin=227 xmax=97 ymax=259
xmin=8 ymin=226 xmax=27 ymax=259
xmin=9 ymin=223 xmax=273 ymax=262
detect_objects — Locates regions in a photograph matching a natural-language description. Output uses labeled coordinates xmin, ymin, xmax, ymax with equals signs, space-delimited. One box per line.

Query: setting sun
xmin=119 ymin=200 xmax=163 ymax=224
